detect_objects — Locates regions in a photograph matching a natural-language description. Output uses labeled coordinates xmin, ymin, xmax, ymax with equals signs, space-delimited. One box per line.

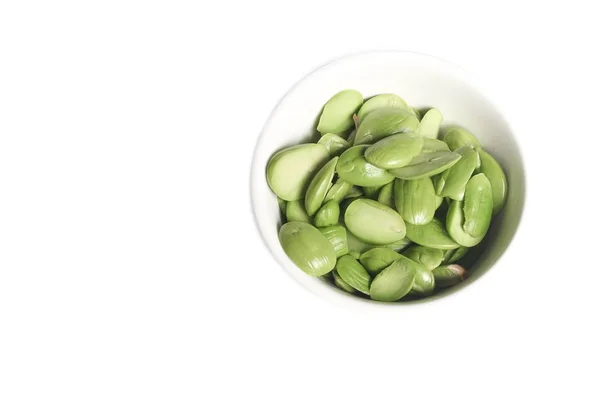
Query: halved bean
xmin=446 ymin=173 xmax=493 ymax=247
xmin=286 ymin=200 xmax=311 ymax=223
xmin=406 ymin=218 xmax=460 ymax=250
xmin=359 ymin=247 xmax=404 ymax=275
xmin=377 ymin=182 xmax=394 ymax=208
xmin=317 ymin=90 xmax=363 ymax=135
xmin=394 ymin=177 xmax=437 ymax=225
xmin=356 ymin=94 xmax=410 ymax=122
xmin=410 ymin=263 xmax=435 ymax=296
xmin=344 ymin=199 xmax=406 ymax=245
xmin=477 ymin=148 xmax=507 ymax=215
xmin=279 ymin=221 xmax=336 ymax=276
xmin=389 ymin=151 xmax=461 ymax=180
xmin=443 ymin=127 xmax=481 ymax=151
xmin=267 ymin=144 xmax=329 ymax=201
xmin=354 ymin=107 xmax=419 ymax=145
xmin=364 ymin=132 xmax=424 ymax=169
xmin=434 ymin=146 xmax=479 ymax=201
xmin=403 ymin=245 xmax=444 ymax=271
xmin=336 ymin=145 xmax=395 ymax=187
xmin=317 ymin=225 xmax=348 ymax=257
xmin=314 ymin=200 xmax=340 ymax=227
xmin=433 ymin=264 xmax=468 ymax=288
xmin=418 ymin=108 xmax=443 ymax=139
xmin=318 ymin=133 xmax=350 ymax=156
xmin=336 ymin=255 xmax=371 ymax=294
xmin=370 ymin=259 xmax=417 ymax=301
xmin=305 ymin=157 xmax=338 ymax=216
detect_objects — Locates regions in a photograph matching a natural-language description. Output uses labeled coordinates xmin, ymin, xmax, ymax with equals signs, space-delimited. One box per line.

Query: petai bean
xmin=266 ymin=89 xmax=508 ymax=302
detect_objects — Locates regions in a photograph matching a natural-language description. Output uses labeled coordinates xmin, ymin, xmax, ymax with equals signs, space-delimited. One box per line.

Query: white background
xmin=1 ymin=1 xmax=598 ymax=399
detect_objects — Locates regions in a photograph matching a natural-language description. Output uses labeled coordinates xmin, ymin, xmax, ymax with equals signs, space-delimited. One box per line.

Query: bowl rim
xmin=249 ymin=50 xmax=528 ymax=314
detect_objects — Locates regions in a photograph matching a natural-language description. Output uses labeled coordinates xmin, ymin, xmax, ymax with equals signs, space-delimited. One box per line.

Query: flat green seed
xmin=477 ymin=148 xmax=508 ymax=215
xmin=446 ymin=174 xmax=493 ymax=247
xmin=389 ymin=151 xmax=461 ymax=180
xmin=318 ymin=133 xmax=351 ymax=157
xmin=305 ymin=157 xmax=339 ymax=216
xmin=314 ymin=200 xmax=340 ymax=227
xmin=332 ymin=270 xmax=356 ymax=293
xmin=446 ymin=201 xmax=485 ymax=247
xmin=421 ymin=138 xmax=450 ymax=153
xmin=336 ymin=145 xmax=395 ymax=187
xmin=317 ymin=90 xmax=363 ymax=135
xmin=433 ymin=264 xmax=468 ymax=288
xmin=279 ymin=221 xmax=336 ymax=276
xmin=435 ymin=146 xmax=479 ymax=201
xmin=377 ymin=182 xmax=394 ymax=208
xmin=359 ymin=247 xmax=404 ymax=275
xmin=403 ymin=245 xmax=444 ymax=271
xmin=354 ymin=107 xmax=419 ymax=145
xmin=443 ymin=127 xmax=481 ymax=151
xmin=344 ymin=199 xmax=406 ymax=245
xmin=406 ymin=218 xmax=460 ymax=250
xmin=370 ymin=259 xmax=417 ymax=302
xmin=267 ymin=143 xmax=330 ymax=201
xmin=394 ymin=177 xmax=437 ymax=225
xmin=317 ymin=225 xmax=348 ymax=258
xmin=364 ymin=132 xmax=424 ymax=169
xmin=418 ymin=108 xmax=443 ymax=139
xmin=356 ymin=94 xmax=410 ymax=122
xmin=410 ymin=263 xmax=435 ymax=296
xmin=286 ymin=200 xmax=311 ymax=223
xmin=336 ymin=255 xmax=371 ymax=294
xmin=324 ymin=179 xmax=353 ymax=203
xmin=462 ymin=173 xmax=493 ymax=238
xmin=444 ymin=246 xmax=469 ymax=263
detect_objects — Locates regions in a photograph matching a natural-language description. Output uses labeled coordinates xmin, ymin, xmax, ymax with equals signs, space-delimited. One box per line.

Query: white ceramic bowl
xmin=251 ymin=51 xmax=526 ymax=312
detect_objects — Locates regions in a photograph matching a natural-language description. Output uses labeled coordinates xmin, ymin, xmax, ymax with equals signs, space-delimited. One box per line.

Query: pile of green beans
xmin=266 ymin=90 xmax=507 ymax=302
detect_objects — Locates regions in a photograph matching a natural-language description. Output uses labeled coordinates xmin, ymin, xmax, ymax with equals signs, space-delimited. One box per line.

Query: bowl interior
xmin=251 ymin=51 xmax=525 ymax=309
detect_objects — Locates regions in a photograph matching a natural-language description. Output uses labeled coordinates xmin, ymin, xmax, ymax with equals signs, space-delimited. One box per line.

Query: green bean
xmin=344 ymin=199 xmax=406 ymax=245
xmin=354 ymin=107 xmax=419 ymax=145
xmin=314 ymin=200 xmax=340 ymax=227
xmin=279 ymin=222 xmax=336 ymax=276
xmin=317 ymin=225 xmax=348 ymax=258
xmin=370 ymin=259 xmax=417 ymax=301
xmin=356 ymin=94 xmax=410 ymax=122
xmin=394 ymin=177 xmax=437 ymax=225
xmin=317 ymin=90 xmax=363 ymax=135
xmin=266 ymin=90 xmax=508 ymax=302
xmin=304 ymin=157 xmax=339 ymax=216
xmin=433 ymin=264 xmax=467 ymax=288
xmin=336 ymin=145 xmax=395 ymax=187
xmin=389 ymin=151 xmax=461 ymax=180
xmin=336 ymin=255 xmax=371 ymax=294
xmin=267 ymin=144 xmax=329 ymax=201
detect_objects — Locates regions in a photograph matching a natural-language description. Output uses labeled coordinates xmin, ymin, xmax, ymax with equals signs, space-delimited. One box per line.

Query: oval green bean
xmin=266 ymin=89 xmax=509 ymax=302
